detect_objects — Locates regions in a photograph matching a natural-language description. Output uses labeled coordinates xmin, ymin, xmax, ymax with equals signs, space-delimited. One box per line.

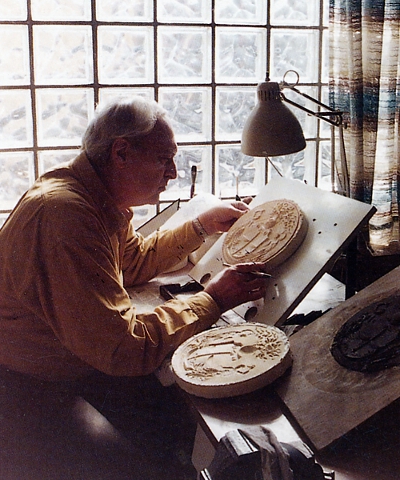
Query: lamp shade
xmin=241 ymin=80 xmax=306 ymax=157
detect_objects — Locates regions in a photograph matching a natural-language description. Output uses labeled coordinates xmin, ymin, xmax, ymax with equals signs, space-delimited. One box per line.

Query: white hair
xmin=82 ymin=97 xmax=169 ymax=167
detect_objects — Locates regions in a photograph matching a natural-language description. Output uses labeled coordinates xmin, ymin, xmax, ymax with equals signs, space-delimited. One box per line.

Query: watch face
xmin=331 ymin=296 xmax=400 ymax=372
xmin=222 ymin=199 xmax=308 ymax=269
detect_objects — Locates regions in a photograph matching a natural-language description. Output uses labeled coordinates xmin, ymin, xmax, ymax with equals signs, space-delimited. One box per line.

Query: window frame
xmin=0 ymin=0 xmax=329 ymax=224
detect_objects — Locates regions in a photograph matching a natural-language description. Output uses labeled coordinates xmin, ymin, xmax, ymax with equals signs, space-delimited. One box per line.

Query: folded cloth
xmin=202 ymin=426 xmax=327 ymax=480
xmin=202 ymin=426 xmax=293 ymax=480
xmin=239 ymin=426 xmax=293 ymax=480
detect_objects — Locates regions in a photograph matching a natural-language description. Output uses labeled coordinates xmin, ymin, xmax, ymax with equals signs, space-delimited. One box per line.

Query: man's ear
xmin=111 ymin=138 xmax=130 ymax=168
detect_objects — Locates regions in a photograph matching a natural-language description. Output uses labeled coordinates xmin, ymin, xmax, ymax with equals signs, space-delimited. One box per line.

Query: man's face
xmin=118 ymin=119 xmax=178 ymax=207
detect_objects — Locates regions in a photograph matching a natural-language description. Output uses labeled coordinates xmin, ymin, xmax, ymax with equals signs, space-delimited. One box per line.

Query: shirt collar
xmin=70 ymin=152 xmax=133 ymax=234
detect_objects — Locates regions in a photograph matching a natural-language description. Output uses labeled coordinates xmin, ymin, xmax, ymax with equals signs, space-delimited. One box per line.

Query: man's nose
xmin=165 ymin=160 xmax=177 ymax=179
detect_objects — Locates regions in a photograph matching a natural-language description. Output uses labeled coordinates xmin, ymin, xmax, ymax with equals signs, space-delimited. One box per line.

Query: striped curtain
xmin=329 ymin=0 xmax=400 ymax=255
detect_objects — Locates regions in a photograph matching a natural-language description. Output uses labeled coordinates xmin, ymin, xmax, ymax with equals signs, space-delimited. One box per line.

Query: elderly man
xmin=0 ymin=98 xmax=267 ymax=479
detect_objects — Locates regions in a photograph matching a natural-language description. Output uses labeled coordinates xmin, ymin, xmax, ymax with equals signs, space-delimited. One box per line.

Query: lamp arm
xmin=280 ymin=81 xmax=350 ymax=197
xmin=280 ymin=90 xmax=344 ymax=127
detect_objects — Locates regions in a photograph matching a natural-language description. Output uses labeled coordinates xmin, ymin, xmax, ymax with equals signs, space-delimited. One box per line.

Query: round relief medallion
xmin=222 ymin=199 xmax=308 ymax=269
xmin=171 ymin=323 xmax=292 ymax=398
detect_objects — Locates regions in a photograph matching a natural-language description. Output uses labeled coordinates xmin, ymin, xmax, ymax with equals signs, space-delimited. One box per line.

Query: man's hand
xmin=204 ymin=263 xmax=269 ymax=313
xmin=197 ymin=201 xmax=249 ymax=236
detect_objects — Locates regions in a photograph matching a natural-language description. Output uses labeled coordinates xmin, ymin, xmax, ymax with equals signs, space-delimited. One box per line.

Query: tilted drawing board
xmin=274 ymin=265 xmax=400 ymax=451
xmin=189 ymin=177 xmax=376 ymax=326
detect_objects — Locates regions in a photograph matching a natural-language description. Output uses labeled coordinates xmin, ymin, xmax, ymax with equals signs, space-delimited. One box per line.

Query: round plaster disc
xmin=222 ymin=199 xmax=308 ymax=269
xmin=171 ymin=323 xmax=292 ymax=398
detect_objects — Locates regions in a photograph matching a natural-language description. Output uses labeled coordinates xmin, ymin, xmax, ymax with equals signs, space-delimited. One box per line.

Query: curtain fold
xmin=329 ymin=0 xmax=400 ymax=255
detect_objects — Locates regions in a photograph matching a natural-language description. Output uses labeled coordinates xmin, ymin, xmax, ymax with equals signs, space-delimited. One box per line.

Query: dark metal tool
xmin=160 ymin=279 xmax=203 ymax=300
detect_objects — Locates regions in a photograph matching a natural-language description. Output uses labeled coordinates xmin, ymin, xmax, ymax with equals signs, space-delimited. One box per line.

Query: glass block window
xmin=0 ymin=0 xmax=329 ymax=226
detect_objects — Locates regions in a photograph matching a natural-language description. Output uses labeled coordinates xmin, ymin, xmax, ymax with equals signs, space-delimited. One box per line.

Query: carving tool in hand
xmin=222 ymin=262 xmax=272 ymax=278
xmin=246 ymin=271 xmax=273 ymax=278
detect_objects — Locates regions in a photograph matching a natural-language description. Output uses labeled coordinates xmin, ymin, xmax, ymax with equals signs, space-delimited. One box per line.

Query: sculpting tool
xmin=222 ymin=262 xmax=272 ymax=278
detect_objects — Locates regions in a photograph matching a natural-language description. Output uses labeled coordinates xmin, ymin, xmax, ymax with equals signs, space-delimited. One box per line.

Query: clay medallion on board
xmin=222 ymin=199 xmax=308 ymax=269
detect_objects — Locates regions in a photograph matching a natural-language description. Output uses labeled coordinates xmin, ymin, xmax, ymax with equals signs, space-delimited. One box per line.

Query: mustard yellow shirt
xmin=0 ymin=153 xmax=220 ymax=381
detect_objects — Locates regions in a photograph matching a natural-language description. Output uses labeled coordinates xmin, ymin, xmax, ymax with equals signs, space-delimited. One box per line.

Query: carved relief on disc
xmin=171 ymin=323 xmax=292 ymax=398
xmin=222 ymin=199 xmax=308 ymax=269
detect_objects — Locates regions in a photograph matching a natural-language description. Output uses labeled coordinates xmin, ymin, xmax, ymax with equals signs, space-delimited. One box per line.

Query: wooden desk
xmin=274 ymin=266 xmax=400 ymax=451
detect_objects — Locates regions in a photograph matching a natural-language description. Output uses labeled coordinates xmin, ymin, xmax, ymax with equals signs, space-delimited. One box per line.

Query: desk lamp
xmin=241 ymin=71 xmax=350 ymax=197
